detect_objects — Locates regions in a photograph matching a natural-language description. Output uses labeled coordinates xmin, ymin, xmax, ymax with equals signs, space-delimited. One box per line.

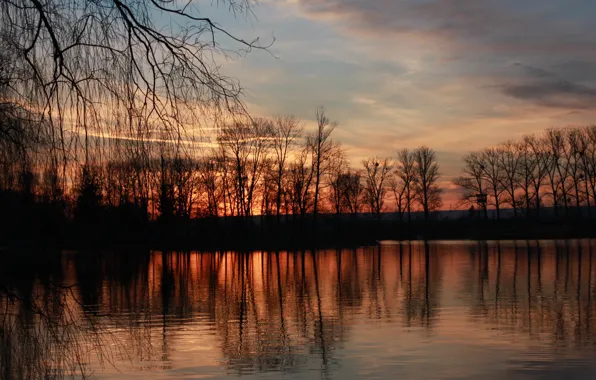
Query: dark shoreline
xmin=3 ymin=214 xmax=596 ymax=253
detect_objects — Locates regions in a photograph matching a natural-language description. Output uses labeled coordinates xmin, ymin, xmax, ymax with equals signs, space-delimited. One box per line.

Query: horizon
xmin=3 ymin=3 xmax=596 ymax=379
xmin=2 ymin=0 xmax=596 ymax=218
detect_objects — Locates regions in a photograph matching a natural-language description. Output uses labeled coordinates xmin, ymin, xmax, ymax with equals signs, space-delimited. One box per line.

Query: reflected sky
xmin=2 ymin=240 xmax=596 ymax=379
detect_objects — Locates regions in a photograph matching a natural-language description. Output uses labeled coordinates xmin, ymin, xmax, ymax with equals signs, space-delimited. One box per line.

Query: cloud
xmin=551 ymin=61 xmax=596 ymax=82
xmin=500 ymin=63 xmax=596 ymax=109
xmin=513 ymin=63 xmax=553 ymax=79
xmin=292 ymin=0 xmax=596 ymax=55
xmin=283 ymin=0 xmax=596 ymax=113
xmin=222 ymin=0 xmax=596 ymax=182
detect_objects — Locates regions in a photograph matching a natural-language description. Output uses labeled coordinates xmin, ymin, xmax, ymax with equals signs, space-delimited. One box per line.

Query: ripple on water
xmin=3 ymin=241 xmax=596 ymax=379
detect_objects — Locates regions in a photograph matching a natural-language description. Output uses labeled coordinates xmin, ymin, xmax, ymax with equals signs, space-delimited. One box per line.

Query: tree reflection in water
xmin=1 ymin=240 xmax=596 ymax=379
xmin=0 ymin=252 xmax=128 ymax=379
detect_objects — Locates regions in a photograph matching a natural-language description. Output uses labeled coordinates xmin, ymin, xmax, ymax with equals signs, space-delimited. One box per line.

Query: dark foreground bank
xmin=2 ymin=210 xmax=596 ymax=250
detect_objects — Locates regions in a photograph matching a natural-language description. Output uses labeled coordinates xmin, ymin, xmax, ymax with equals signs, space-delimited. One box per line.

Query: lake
xmin=2 ymin=240 xmax=596 ymax=379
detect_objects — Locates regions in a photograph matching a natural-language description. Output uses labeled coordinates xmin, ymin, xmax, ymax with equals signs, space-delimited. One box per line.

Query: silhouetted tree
xmin=413 ymin=146 xmax=442 ymax=220
xmin=341 ymin=171 xmax=363 ymax=214
xmin=481 ymin=148 xmax=506 ymax=219
xmin=198 ymin=153 xmax=224 ymax=217
xmin=308 ymin=107 xmax=338 ymax=219
xmin=496 ymin=141 xmax=521 ymax=217
xmin=287 ymin=145 xmax=314 ymax=217
xmin=524 ymin=135 xmax=550 ymax=216
xmin=395 ymin=148 xmax=416 ymax=223
xmin=543 ymin=129 xmax=567 ymax=216
xmin=566 ymin=128 xmax=586 ymax=214
xmin=362 ymin=157 xmax=393 ymax=218
xmin=0 ymin=0 xmax=271 ymax=173
xmin=455 ymin=126 xmax=596 ymax=218
xmin=583 ymin=126 xmax=596 ymax=214
xmin=271 ymin=115 xmax=303 ymax=220
xmin=453 ymin=152 xmax=486 ymax=212
xmin=327 ymin=148 xmax=348 ymax=214
xmin=218 ymin=118 xmax=272 ymax=218
xmin=390 ymin=176 xmax=407 ymax=220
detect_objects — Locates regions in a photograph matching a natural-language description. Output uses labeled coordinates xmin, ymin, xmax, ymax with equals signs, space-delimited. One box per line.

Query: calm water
xmin=2 ymin=240 xmax=596 ymax=379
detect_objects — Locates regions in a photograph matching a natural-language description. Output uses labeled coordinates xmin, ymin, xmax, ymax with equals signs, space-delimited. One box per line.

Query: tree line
xmin=455 ymin=126 xmax=596 ymax=219
xmin=0 ymin=106 xmax=444 ymax=225
xmin=4 ymin=90 xmax=596 ymax=227
xmin=2 ymin=0 xmax=594 ymax=233
xmin=0 ymin=0 xmax=443 ymax=230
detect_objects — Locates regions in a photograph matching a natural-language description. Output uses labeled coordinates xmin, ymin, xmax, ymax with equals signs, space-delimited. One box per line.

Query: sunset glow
xmin=214 ymin=0 xmax=596 ymax=203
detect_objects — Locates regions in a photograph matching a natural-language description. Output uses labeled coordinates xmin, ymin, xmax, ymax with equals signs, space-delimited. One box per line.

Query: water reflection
xmin=2 ymin=240 xmax=596 ymax=379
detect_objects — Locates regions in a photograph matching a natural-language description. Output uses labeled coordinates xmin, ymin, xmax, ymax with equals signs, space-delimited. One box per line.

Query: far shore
xmin=2 ymin=212 xmax=596 ymax=253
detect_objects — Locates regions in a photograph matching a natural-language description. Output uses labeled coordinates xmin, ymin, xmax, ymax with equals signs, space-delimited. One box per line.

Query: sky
xmin=203 ymin=0 xmax=596 ymax=207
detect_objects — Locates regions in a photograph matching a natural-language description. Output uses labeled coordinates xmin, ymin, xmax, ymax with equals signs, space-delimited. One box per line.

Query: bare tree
xmin=342 ymin=171 xmax=363 ymax=214
xmin=453 ymin=152 xmax=486 ymax=213
xmin=308 ymin=107 xmax=338 ymax=219
xmin=413 ymin=146 xmax=442 ymax=220
xmin=395 ymin=148 xmax=416 ymax=223
xmin=576 ymin=128 xmax=592 ymax=216
xmin=389 ymin=176 xmax=407 ymax=220
xmin=362 ymin=157 xmax=393 ymax=218
xmin=496 ymin=141 xmax=521 ymax=217
xmin=198 ymin=152 xmax=222 ymax=217
xmin=523 ymin=135 xmax=550 ymax=216
xmin=287 ymin=144 xmax=314 ymax=218
xmin=0 ymin=57 xmax=49 ymax=200
xmin=327 ymin=148 xmax=348 ymax=214
xmin=172 ymin=156 xmax=200 ymax=219
xmin=551 ymin=129 xmax=576 ymax=215
xmin=515 ymin=139 xmax=536 ymax=215
xmin=453 ymin=126 xmax=596 ymax=220
xmin=271 ymin=115 xmax=302 ymax=219
xmin=566 ymin=128 xmax=586 ymax=214
xmin=480 ymin=148 xmax=506 ymax=219
xmin=543 ymin=129 xmax=566 ymax=216
xmin=217 ymin=118 xmax=272 ymax=218
xmin=259 ymin=158 xmax=277 ymax=216
xmin=0 ymin=0 xmax=272 ymax=199
xmin=583 ymin=126 xmax=596 ymax=214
